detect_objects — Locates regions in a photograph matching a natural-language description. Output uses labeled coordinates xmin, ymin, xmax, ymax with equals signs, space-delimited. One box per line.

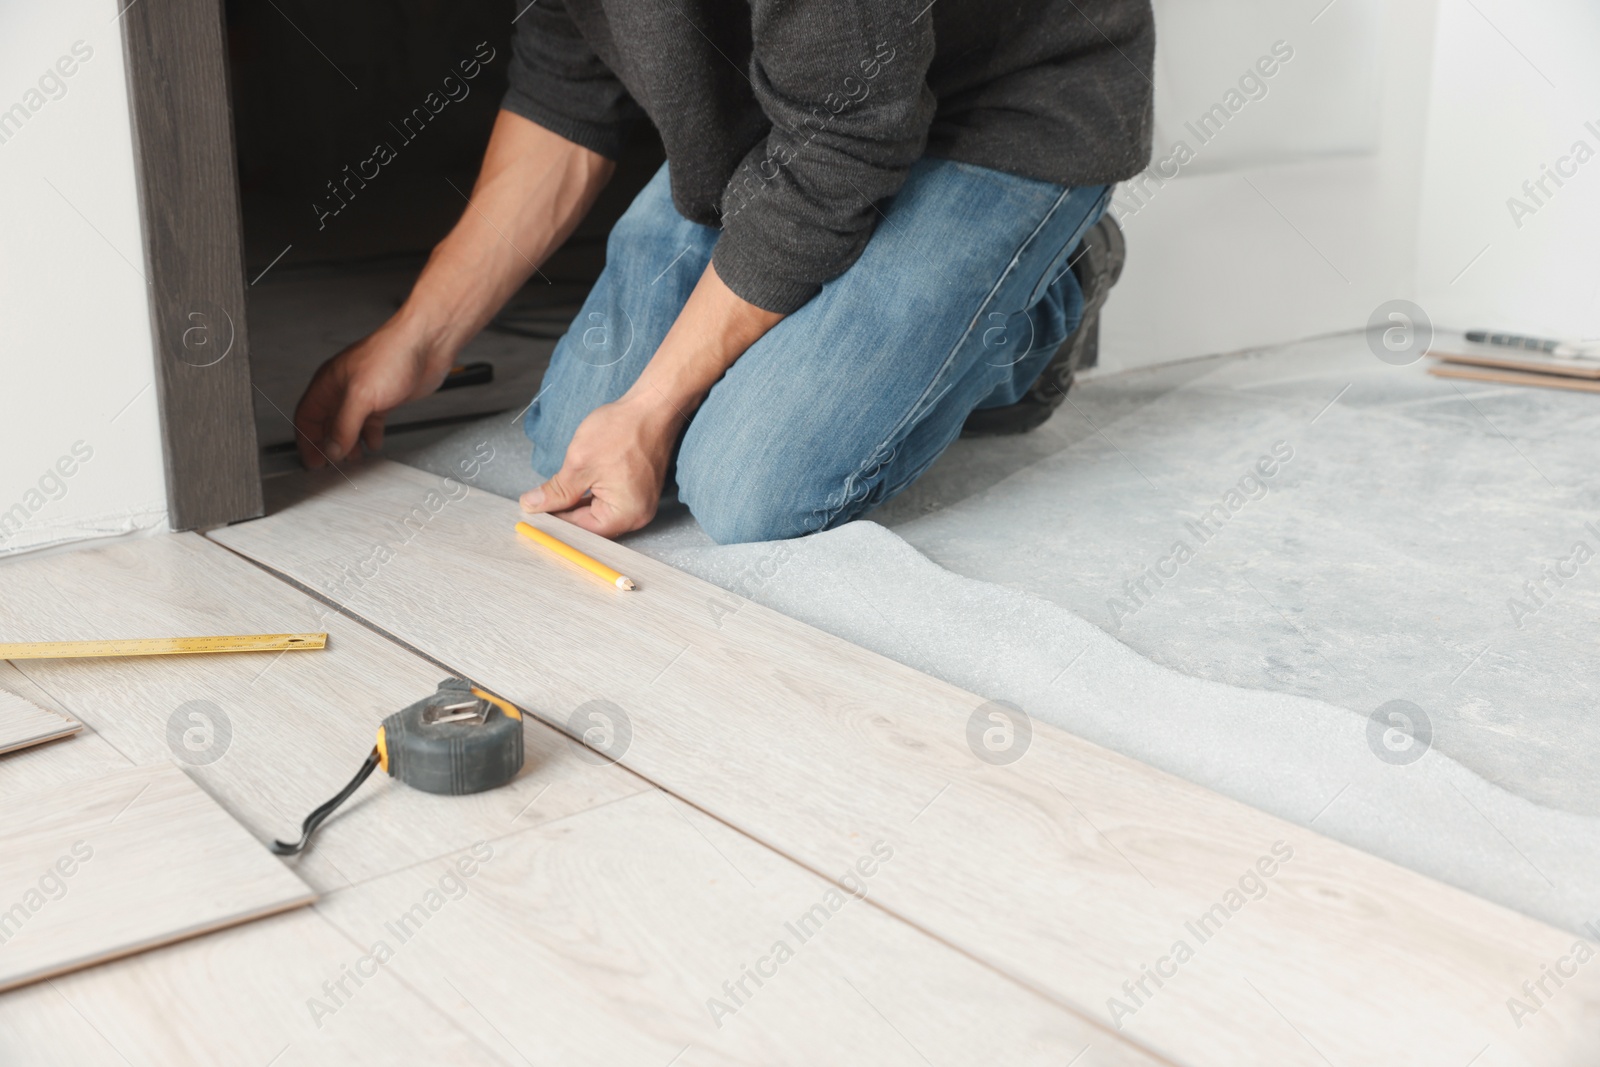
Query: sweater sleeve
xmin=501 ymin=0 xmax=642 ymax=159
xmin=712 ymin=0 xmax=937 ymax=314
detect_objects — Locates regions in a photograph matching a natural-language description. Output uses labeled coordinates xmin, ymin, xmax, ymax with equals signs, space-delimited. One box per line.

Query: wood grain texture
xmin=0 ymin=533 xmax=1158 ymax=1064
xmin=314 ymin=789 xmax=1158 ymax=1067
xmin=0 ymin=727 xmax=132 ymax=801
xmin=1429 ymin=343 xmax=1600 ymax=379
xmin=120 ymin=0 xmax=261 ymax=529
xmin=0 ymin=533 xmax=652 ymax=894
xmin=0 ymin=684 xmax=79 ymax=754
xmin=1429 ymin=363 xmax=1600 ymax=394
xmin=0 ymin=663 xmax=131 ymax=796
xmin=212 ymin=460 xmax=1600 ymax=1066
xmin=0 ymin=906 xmax=511 ymax=1066
xmin=0 ymin=762 xmax=314 ymax=993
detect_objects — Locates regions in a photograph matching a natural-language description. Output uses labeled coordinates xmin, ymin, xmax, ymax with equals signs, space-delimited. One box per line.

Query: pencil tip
xmin=618 ymin=577 xmax=637 ymax=591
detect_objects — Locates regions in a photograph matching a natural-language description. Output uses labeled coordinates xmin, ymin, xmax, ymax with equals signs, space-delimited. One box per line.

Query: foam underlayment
xmin=895 ymin=337 xmax=1600 ymax=821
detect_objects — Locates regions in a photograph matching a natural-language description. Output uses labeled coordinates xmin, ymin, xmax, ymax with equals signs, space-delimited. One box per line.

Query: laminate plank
xmin=1429 ymin=362 xmax=1600 ymax=394
xmin=1428 ymin=341 xmax=1600 ymax=379
xmin=0 ymin=906 xmax=511 ymax=1066
xmin=0 ymin=684 xmax=80 ymax=754
xmin=0 ymin=721 xmax=131 ymax=799
xmin=313 ymin=789 xmax=1159 ymax=1067
xmin=212 ymin=460 xmax=1600 ymax=1066
xmin=0 ymin=663 xmax=132 ymax=796
xmin=0 ymin=533 xmax=652 ymax=894
xmin=0 ymin=661 xmax=79 ymax=722
xmin=0 ymin=762 xmax=314 ymax=992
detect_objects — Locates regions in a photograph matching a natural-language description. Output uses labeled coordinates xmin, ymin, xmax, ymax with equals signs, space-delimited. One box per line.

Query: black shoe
xmin=960 ymin=212 xmax=1126 ymax=437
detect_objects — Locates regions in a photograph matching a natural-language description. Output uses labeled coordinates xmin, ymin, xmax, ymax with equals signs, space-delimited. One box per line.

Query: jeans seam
xmin=806 ymin=182 xmax=1081 ymax=532
xmin=1026 ymin=187 xmax=1112 ymax=310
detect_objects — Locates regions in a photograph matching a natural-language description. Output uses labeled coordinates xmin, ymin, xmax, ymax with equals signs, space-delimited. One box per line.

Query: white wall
xmin=1146 ymin=0 xmax=1385 ymax=177
xmin=1096 ymin=0 xmax=1444 ymax=374
xmin=1096 ymin=0 xmax=1600 ymax=375
xmin=0 ymin=0 xmax=168 ymax=556
xmin=1413 ymin=0 xmax=1600 ymax=339
xmin=1097 ymin=0 xmax=1446 ymax=374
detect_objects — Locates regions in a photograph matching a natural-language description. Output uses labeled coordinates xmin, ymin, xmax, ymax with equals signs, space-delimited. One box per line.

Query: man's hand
xmin=293 ymin=317 xmax=448 ymax=468
xmin=520 ymin=262 xmax=785 ymax=539
xmin=288 ymin=111 xmax=614 ymax=469
xmin=520 ymin=394 xmax=684 ymax=536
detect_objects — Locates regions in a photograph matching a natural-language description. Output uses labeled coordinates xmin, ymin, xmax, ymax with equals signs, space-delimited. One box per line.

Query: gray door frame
xmin=120 ymin=0 xmax=262 ymax=530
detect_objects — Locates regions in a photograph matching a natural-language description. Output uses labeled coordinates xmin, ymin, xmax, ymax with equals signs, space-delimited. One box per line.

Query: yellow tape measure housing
xmin=0 ymin=633 xmax=328 ymax=660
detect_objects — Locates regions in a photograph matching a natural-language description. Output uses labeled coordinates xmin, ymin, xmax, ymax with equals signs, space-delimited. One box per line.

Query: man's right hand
xmin=286 ymin=110 xmax=615 ymax=470
xmin=292 ymin=318 xmax=447 ymax=469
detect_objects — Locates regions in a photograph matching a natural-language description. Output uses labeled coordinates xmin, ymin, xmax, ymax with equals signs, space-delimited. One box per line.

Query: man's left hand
xmin=519 ymin=393 xmax=685 ymax=537
xmin=520 ymin=262 xmax=785 ymax=539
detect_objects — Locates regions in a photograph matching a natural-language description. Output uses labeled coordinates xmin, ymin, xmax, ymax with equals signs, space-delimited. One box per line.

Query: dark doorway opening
xmin=225 ymin=1 xmax=663 ymax=473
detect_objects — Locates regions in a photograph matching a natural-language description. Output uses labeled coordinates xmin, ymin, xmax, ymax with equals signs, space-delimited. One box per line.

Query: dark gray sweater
xmin=504 ymin=0 xmax=1154 ymax=314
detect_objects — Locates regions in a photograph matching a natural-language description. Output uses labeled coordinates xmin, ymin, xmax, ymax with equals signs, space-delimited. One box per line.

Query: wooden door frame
xmin=120 ymin=0 xmax=262 ymax=531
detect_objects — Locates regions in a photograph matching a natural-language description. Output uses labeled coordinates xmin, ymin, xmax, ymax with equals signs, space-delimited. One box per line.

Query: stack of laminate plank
xmin=1429 ymin=333 xmax=1600 ymax=393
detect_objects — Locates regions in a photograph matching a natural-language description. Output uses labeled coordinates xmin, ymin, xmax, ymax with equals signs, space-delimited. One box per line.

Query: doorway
xmin=223 ymin=0 xmax=663 ymax=475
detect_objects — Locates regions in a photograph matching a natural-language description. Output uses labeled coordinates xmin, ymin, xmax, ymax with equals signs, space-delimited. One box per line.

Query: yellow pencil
xmin=515 ymin=521 xmax=637 ymax=590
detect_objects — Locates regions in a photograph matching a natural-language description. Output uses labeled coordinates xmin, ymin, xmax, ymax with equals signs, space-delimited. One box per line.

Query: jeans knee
xmin=683 ymin=485 xmax=808 ymax=545
xmin=677 ymin=450 xmax=829 ymax=546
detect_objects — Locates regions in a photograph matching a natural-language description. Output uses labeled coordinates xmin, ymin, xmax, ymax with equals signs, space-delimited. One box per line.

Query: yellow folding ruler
xmin=0 ymin=633 xmax=327 ymax=660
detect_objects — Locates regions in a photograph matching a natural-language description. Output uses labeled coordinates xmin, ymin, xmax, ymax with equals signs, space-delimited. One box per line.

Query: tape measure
xmin=271 ymin=678 xmax=524 ymax=855
xmin=0 ymin=633 xmax=327 ymax=660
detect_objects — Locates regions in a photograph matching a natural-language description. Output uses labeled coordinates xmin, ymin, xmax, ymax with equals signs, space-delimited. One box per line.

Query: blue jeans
xmin=525 ymin=158 xmax=1108 ymax=544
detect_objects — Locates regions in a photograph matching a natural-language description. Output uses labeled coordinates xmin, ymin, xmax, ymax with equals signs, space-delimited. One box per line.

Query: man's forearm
xmin=622 ymin=262 xmax=786 ymax=424
xmin=398 ymin=110 xmax=615 ymax=369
